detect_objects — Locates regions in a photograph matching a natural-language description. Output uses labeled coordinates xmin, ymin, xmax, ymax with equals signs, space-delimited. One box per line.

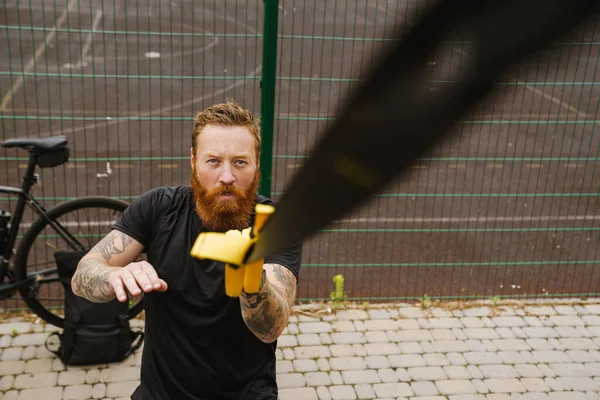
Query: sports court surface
xmin=1 ymin=1 xmax=599 ymax=303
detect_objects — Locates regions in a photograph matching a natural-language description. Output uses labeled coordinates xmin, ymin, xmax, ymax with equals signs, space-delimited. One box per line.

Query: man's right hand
xmin=109 ymin=261 xmax=168 ymax=302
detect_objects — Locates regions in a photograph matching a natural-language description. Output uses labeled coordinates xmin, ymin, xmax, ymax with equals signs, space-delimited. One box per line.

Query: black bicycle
xmin=0 ymin=135 xmax=144 ymax=327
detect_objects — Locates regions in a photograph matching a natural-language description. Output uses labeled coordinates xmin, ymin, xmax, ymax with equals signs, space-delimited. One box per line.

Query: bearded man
xmin=71 ymin=101 xmax=302 ymax=400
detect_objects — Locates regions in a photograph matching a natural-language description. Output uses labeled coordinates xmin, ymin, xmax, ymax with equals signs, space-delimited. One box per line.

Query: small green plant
xmin=492 ymin=295 xmax=500 ymax=305
xmin=362 ymin=301 xmax=370 ymax=309
xmin=330 ymin=274 xmax=346 ymax=307
xmin=420 ymin=294 xmax=432 ymax=309
xmin=10 ymin=328 xmax=19 ymax=337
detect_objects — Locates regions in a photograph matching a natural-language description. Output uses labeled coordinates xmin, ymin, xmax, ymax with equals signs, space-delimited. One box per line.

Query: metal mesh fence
xmin=0 ymin=0 xmax=264 ymax=311
xmin=272 ymin=1 xmax=600 ymax=302
xmin=1 ymin=1 xmax=599 ymax=312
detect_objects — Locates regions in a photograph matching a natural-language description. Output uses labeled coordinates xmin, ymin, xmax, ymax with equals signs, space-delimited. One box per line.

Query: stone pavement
xmin=1 ymin=301 xmax=600 ymax=400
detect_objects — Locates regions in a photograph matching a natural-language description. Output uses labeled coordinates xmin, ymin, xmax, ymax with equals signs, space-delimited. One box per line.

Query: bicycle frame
xmin=0 ymin=155 xmax=86 ymax=295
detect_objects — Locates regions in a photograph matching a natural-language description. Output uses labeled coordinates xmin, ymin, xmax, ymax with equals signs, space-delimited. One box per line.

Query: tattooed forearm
xmin=91 ymin=230 xmax=134 ymax=262
xmin=71 ymin=230 xmax=140 ymax=303
xmin=273 ymin=265 xmax=296 ymax=306
xmin=240 ymin=270 xmax=268 ymax=312
xmin=240 ymin=265 xmax=296 ymax=343
xmin=244 ymin=300 xmax=277 ymax=338
xmin=240 ymin=276 xmax=287 ymax=343
xmin=71 ymin=257 xmax=120 ymax=303
xmin=241 ymin=290 xmax=269 ymax=311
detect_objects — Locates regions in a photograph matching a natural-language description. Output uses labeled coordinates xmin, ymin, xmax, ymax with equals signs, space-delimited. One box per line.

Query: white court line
xmin=40 ymin=65 xmax=263 ymax=136
xmin=519 ymin=79 xmax=588 ymax=119
xmin=16 ymin=31 xmax=219 ymax=73
xmin=448 ymin=45 xmax=589 ymax=119
xmin=66 ymin=9 xmax=103 ymax=69
xmin=96 ymin=36 xmax=219 ymax=64
xmin=40 ymin=9 xmax=262 ymax=137
xmin=18 ymin=220 xmax=115 ymax=229
xmin=0 ymin=0 xmax=78 ymax=112
xmin=334 ymin=215 xmax=600 ymax=224
xmin=16 ymin=215 xmax=599 ymax=230
xmin=4 ymin=108 xmax=572 ymax=119
xmin=275 ymin=112 xmax=585 ymax=120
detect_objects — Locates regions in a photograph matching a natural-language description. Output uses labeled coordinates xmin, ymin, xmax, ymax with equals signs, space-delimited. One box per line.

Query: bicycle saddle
xmin=1 ymin=135 xmax=68 ymax=152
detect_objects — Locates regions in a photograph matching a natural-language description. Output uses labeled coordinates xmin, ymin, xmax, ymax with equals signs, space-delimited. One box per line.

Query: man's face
xmin=190 ymin=124 xmax=260 ymax=232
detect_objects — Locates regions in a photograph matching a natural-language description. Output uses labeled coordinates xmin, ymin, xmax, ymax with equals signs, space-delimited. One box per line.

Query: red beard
xmin=190 ymin=169 xmax=259 ymax=232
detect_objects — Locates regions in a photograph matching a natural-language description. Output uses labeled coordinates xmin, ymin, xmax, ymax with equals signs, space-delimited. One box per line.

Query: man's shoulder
xmin=134 ymin=186 xmax=193 ymax=214
xmin=140 ymin=185 xmax=192 ymax=201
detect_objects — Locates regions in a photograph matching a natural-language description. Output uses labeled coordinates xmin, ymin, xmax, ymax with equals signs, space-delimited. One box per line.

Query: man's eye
xmin=207 ymin=159 xmax=218 ymax=164
xmin=234 ymin=160 xmax=247 ymax=166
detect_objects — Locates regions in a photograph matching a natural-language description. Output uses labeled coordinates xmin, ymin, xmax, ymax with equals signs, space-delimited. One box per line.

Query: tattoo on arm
xmin=272 ymin=265 xmax=296 ymax=304
xmin=72 ymin=257 xmax=117 ymax=303
xmin=244 ymin=300 xmax=277 ymax=338
xmin=240 ymin=265 xmax=296 ymax=342
xmin=73 ymin=230 xmax=135 ymax=303
xmin=240 ymin=269 xmax=268 ymax=311
xmin=91 ymin=230 xmax=134 ymax=262
xmin=240 ymin=276 xmax=285 ymax=342
xmin=241 ymin=290 xmax=269 ymax=311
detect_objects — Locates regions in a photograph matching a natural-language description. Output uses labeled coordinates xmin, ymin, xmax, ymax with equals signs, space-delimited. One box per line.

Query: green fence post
xmin=259 ymin=0 xmax=279 ymax=198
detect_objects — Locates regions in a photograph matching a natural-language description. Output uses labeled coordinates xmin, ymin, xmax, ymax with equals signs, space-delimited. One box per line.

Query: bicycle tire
xmin=14 ymin=196 xmax=144 ymax=328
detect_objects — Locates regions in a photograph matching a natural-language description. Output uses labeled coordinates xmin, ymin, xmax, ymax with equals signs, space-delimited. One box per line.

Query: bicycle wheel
xmin=13 ymin=196 xmax=144 ymax=328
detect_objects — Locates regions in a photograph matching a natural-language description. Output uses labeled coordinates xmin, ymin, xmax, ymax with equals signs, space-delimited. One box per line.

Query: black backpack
xmin=45 ymin=250 xmax=144 ymax=365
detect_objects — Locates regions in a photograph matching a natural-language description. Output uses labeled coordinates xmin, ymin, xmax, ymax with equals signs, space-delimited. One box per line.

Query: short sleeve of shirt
xmin=264 ymin=241 xmax=302 ymax=280
xmin=112 ymin=188 xmax=164 ymax=248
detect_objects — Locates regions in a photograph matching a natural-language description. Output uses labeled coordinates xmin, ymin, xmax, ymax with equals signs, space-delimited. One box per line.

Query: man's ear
xmin=190 ymin=147 xmax=195 ymax=169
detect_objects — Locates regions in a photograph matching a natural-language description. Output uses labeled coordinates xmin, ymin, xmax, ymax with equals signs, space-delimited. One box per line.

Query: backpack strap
xmin=116 ymin=313 xmax=144 ymax=359
xmin=59 ymin=327 xmax=78 ymax=359
xmin=45 ymin=330 xmax=76 ymax=359
xmin=44 ymin=332 xmax=61 ymax=357
xmin=123 ymin=330 xmax=144 ymax=359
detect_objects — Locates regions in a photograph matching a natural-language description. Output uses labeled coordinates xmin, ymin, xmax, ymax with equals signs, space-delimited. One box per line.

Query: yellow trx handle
xmin=190 ymin=204 xmax=275 ymax=297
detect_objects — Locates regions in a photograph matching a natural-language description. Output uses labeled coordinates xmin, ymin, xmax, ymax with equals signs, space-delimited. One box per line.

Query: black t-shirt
xmin=112 ymin=186 xmax=302 ymax=400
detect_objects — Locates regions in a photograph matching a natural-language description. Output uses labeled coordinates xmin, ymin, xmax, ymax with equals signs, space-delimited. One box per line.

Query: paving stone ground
xmin=1 ymin=301 xmax=600 ymax=400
